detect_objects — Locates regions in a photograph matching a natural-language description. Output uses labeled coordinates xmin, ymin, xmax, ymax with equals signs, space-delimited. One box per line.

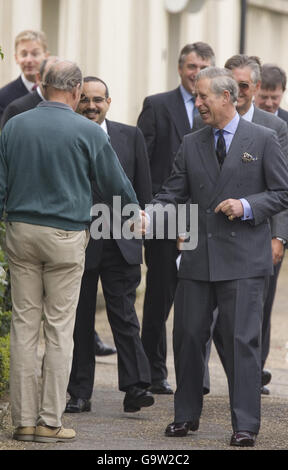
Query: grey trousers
xmin=173 ymin=277 xmax=264 ymax=434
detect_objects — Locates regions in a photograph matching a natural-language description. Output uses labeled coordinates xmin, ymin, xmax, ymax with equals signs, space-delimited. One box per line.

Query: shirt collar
xmin=21 ymin=73 xmax=36 ymax=92
xmin=36 ymin=86 xmax=45 ymax=101
xmin=100 ymin=119 xmax=108 ymax=134
xmin=241 ymin=102 xmax=254 ymax=122
xmin=213 ymin=112 xmax=240 ymax=136
xmin=179 ymin=84 xmax=194 ymax=103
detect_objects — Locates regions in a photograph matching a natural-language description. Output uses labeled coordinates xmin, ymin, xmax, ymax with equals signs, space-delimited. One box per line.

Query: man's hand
xmin=272 ymin=238 xmax=284 ymax=265
xmin=214 ymin=199 xmax=244 ymax=221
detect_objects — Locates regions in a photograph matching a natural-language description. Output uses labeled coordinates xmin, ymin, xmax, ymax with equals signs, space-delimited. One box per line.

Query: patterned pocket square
xmin=241 ymin=152 xmax=258 ymax=163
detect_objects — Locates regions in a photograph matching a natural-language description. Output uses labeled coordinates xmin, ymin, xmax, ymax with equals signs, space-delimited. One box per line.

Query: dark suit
xmin=67 ymin=119 xmax=153 ymax=399
xmin=151 ymin=117 xmax=288 ymax=432
xmin=278 ymin=107 xmax=288 ymax=125
xmin=0 ymin=76 xmax=29 ymax=126
xmin=137 ymin=87 xmax=192 ymax=383
xmin=1 ymin=89 xmax=42 ymax=128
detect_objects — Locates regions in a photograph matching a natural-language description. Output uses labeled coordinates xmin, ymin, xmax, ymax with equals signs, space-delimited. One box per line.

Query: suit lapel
xmin=165 ymin=88 xmax=191 ymax=139
xmin=208 ymin=118 xmax=252 ymax=206
xmin=106 ymin=120 xmax=127 ymax=167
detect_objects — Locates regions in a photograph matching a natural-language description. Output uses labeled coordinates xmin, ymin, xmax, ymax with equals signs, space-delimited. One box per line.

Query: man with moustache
xmin=66 ymin=77 xmax=154 ymax=414
xmin=149 ymin=67 xmax=288 ymax=446
xmin=0 ymin=30 xmax=49 ymax=126
xmin=137 ymin=42 xmax=215 ymax=395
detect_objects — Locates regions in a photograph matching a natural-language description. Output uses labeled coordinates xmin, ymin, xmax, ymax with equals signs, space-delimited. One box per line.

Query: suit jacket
xmin=278 ymin=107 xmax=288 ymax=125
xmin=85 ymin=119 xmax=152 ymax=269
xmin=1 ymin=90 xmax=42 ymax=128
xmin=0 ymin=76 xmax=29 ymax=126
xmin=152 ymin=118 xmax=288 ymax=281
xmin=137 ymin=87 xmax=191 ymax=195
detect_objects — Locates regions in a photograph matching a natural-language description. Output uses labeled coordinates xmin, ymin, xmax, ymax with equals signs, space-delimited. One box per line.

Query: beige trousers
xmin=6 ymin=222 xmax=89 ymax=428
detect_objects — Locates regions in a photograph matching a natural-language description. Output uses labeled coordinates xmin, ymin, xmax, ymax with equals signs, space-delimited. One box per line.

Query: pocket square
xmin=241 ymin=152 xmax=258 ymax=163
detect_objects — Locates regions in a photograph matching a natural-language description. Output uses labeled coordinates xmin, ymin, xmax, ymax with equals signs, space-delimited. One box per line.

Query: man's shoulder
xmin=143 ymin=87 xmax=180 ymax=105
xmin=0 ymin=76 xmax=26 ymax=98
xmin=278 ymin=107 xmax=288 ymax=124
xmin=253 ymin=106 xmax=286 ymax=131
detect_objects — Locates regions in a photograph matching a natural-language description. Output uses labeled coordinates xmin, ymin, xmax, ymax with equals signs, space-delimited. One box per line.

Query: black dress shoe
xmin=261 ymin=385 xmax=270 ymax=395
xmin=149 ymin=379 xmax=173 ymax=395
xmin=165 ymin=420 xmax=199 ymax=437
xmin=230 ymin=431 xmax=256 ymax=447
xmin=123 ymin=386 xmax=154 ymax=412
xmin=94 ymin=333 xmax=116 ymax=356
xmin=65 ymin=398 xmax=91 ymax=413
xmin=262 ymin=369 xmax=272 ymax=387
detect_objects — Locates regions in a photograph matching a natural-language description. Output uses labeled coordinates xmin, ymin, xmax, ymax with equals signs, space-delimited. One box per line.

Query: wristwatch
xmin=275 ymin=237 xmax=287 ymax=245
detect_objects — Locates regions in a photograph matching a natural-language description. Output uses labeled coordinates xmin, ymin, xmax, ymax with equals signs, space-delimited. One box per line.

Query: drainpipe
xmin=239 ymin=0 xmax=247 ymax=54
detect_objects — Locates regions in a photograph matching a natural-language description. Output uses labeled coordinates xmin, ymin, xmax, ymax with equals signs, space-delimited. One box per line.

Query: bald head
xmin=42 ymin=60 xmax=83 ymax=110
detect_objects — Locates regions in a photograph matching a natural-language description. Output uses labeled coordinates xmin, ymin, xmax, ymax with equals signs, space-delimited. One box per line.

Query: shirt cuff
xmin=240 ymin=198 xmax=253 ymax=220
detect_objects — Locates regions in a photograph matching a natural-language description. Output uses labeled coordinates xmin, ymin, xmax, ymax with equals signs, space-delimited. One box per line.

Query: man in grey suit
xmin=149 ymin=67 xmax=288 ymax=447
xmin=194 ymin=56 xmax=288 ymax=395
xmin=222 ymin=55 xmax=288 ymax=395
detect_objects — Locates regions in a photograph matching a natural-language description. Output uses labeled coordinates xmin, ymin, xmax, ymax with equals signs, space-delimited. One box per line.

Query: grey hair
xmin=42 ymin=61 xmax=82 ymax=92
xmin=195 ymin=66 xmax=239 ymax=103
xmin=178 ymin=42 xmax=216 ymax=68
xmin=225 ymin=55 xmax=262 ymax=85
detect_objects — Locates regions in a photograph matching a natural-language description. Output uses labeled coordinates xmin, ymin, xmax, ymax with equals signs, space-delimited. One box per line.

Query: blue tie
xmin=191 ymin=96 xmax=199 ymax=126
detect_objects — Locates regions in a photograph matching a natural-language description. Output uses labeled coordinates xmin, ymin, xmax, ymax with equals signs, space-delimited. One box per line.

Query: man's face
xmin=195 ymin=77 xmax=228 ymax=128
xmin=254 ymin=84 xmax=284 ymax=114
xmin=15 ymin=40 xmax=47 ymax=82
xmin=77 ymin=81 xmax=111 ymax=124
xmin=231 ymin=66 xmax=260 ymax=115
xmin=178 ymin=51 xmax=212 ymax=95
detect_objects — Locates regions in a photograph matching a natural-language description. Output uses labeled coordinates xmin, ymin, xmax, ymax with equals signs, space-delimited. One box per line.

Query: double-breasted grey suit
xmin=151 ymin=117 xmax=288 ymax=432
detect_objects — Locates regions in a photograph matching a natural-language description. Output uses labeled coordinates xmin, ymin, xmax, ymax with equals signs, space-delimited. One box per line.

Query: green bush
xmin=0 ymin=222 xmax=11 ymax=397
xmin=0 ymin=334 xmax=10 ymax=396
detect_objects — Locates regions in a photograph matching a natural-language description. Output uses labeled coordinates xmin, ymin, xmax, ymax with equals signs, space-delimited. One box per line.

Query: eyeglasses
xmin=238 ymin=82 xmax=250 ymax=90
xmin=80 ymin=96 xmax=106 ymax=104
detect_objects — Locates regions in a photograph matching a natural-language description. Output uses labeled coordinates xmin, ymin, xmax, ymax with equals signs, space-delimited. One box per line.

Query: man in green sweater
xmin=0 ymin=60 xmax=142 ymax=444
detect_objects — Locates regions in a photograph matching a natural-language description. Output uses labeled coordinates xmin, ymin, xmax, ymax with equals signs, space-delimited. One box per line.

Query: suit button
xmin=231 ymin=232 xmax=236 ymax=237
xmin=200 ymin=184 xmax=204 ymax=189
xmin=208 ymin=233 xmax=212 ymax=238
xmin=206 ymin=209 xmax=211 ymax=214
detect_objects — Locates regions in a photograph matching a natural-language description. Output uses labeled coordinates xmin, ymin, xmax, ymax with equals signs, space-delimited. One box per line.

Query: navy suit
xmin=68 ymin=120 xmax=153 ymax=399
xmin=0 ymin=76 xmax=29 ymax=126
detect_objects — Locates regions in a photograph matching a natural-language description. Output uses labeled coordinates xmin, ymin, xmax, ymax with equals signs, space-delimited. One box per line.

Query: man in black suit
xmin=65 ymin=77 xmax=154 ymax=414
xmin=137 ymin=42 xmax=215 ymax=394
xmin=0 ymin=30 xmax=49 ymax=126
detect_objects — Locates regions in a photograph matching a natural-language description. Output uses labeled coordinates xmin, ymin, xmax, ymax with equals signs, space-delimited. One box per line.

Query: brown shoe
xmin=13 ymin=426 xmax=35 ymax=442
xmin=34 ymin=425 xmax=76 ymax=443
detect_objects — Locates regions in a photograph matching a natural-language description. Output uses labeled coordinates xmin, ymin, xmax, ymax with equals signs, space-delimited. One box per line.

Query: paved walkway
xmin=1 ymin=259 xmax=288 ymax=451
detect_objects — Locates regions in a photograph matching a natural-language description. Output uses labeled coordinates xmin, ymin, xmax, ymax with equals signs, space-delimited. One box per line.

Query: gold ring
xmin=228 ymin=215 xmax=235 ymax=221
